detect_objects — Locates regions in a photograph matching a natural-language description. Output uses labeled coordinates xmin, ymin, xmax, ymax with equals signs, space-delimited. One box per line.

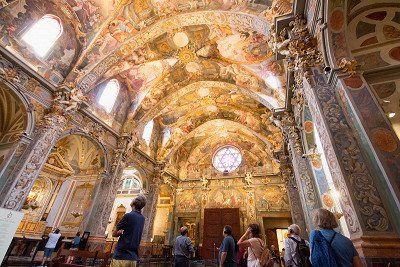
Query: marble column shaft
xmin=281 ymin=166 xmax=308 ymax=239
xmin=142 ymin=179 xmax=161 ymax=241
xmin=283 ymin=123 xmax=322 ymax=233
xmin=86 ymin=137 xmax=129 ymax=236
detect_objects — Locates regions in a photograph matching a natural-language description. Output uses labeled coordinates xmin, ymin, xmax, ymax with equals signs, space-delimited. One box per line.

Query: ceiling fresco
xmin=0 ymin=0 xmax=294 ymax=180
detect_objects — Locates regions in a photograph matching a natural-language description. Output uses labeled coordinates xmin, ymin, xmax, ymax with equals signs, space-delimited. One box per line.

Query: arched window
xmin=22 ymin=15 xmax=63 ymax=57
xmin=98 ymin=79 xmax=120 ymax=113
xmin=118 ymin=168 xmax=142 ymax=194
xmin=142 ymin=120 xmax=154 ymax=145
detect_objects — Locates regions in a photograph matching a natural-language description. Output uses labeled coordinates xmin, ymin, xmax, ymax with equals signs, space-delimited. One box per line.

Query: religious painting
xmin=176 ymin=190 xmax=200 ymax=212
xmin=207 ymin=189 xmax=244 ymax=208
xmin=256 ymin=186 xmax=289 ymax=212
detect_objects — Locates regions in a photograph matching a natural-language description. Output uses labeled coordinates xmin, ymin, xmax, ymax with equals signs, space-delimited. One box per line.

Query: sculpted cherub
xmin=244 ymin=172 xmax=254 ymax=186
xmin=201 ymin=176 xmax=209 ymax=189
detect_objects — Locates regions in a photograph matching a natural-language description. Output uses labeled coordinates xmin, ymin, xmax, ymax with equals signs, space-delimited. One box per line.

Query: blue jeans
xmin=174 ymin=255 xmax=190 ymax=267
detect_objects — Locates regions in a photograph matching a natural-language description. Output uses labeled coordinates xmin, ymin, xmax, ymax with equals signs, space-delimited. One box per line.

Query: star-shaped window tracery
xmin=212 ymin=146 xmax=242 ymax=173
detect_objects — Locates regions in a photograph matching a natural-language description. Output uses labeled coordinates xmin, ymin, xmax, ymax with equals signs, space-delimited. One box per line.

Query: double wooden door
xmin=202 ymin=208 xmax=240 ymax=260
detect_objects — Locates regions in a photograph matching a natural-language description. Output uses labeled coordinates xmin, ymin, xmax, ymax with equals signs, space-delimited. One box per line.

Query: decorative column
xmin=281 ymin=113 xmax=322 ymax=233
xmin=273 ymin=15 xmax=400 ymax=259
xmin=0 ymin=87 xmax=86 ymax=210
xmin=86 ymin=135 xmax=130 ymax=236
xmin=141 ymin=162 xmax=164 ymax=241
xmin=280 ymin=154 xmax=308 ymax=238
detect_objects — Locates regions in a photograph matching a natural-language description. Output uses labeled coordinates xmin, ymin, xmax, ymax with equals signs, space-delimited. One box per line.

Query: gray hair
xmin=288 ymin=224 xmax=301 ymax=235
xmin=313 ymin=208 xmax=338 ymax=229
xmin=131 ymin=194 xmax=146 ymax=211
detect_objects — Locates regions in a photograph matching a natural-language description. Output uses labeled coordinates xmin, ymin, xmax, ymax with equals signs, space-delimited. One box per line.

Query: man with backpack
xmin=284 ymin=224 xmax=311 ymax=267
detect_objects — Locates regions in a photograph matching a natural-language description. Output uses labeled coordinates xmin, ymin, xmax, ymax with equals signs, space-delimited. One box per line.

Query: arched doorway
xmin=105 ymin=167 xmax=145 ymax=238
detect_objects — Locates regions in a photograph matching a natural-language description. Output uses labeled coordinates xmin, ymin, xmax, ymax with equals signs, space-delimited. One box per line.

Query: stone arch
xmin=0 ymin=80 xmax=35 ymax=180
xmin=58 ymin=129 xmax=109 ymax=173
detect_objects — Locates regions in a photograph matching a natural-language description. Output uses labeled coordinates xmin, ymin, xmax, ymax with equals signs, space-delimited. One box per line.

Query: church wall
xmin=165 ymin=174 xmax=291 ymax=245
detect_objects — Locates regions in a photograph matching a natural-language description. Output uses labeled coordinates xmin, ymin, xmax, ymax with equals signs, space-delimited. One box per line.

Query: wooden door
xmin=202 ymin=208 xmax=240 ymax=260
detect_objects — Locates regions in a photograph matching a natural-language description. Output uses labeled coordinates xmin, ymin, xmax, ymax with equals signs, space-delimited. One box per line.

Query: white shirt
xmin=45 ymin=233 xmax=61 ymax=249
xmin=284 ymin=235 xmax=309 ymax=266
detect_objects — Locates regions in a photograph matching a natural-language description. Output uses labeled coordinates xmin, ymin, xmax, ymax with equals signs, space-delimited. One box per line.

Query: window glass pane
xmin=98 ymin=79 xmax=119 ymax=113
xmin=212 ymin=146 xmax=242 ymax=173
xmin=22 ymin=15 xmax=62 ymax=57
xmin=142 ymin=120 xmax=154 ymax=145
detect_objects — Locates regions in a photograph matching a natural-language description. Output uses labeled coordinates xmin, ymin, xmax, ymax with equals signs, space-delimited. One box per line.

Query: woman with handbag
xmin=237 ymin=224 xmax=270 ymax=267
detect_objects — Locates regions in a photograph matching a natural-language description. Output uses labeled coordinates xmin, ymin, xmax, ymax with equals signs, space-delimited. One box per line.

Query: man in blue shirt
xmin=174 ymin=226 xmax=195 ymax=267
xmin=219 ymin=225 xmax=237 ymax=267
xmin=111 ymin=194 xmax=146 ymax=267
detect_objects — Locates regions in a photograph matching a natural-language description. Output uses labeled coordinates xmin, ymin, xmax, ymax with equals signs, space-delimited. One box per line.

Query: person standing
xmin=111 ymin=194 xmax=146 ymax=267
xmin=237 ymin=224 xmax=266 ymax=267
xmin=67 ymin=232 xmax=81 ymax=263
xmin=173 ymin=226 xmax=195 ymax=267
xmin=41 ymin=228 xmax=61 ymax=266
xmin=284 ymin=224 xmax=311 ymax=267
xmin=310 ymin=208 xmax=362 ymax=267
xmin=219 ymin=225 xmax=237 ymax=267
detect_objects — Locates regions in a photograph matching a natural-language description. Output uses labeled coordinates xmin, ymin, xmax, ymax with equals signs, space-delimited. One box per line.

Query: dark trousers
xmin=174 ymin=255 xmax=190 ymax=267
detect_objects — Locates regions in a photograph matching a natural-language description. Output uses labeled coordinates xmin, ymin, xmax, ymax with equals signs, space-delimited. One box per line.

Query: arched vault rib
xmin=128 ymin=81 xmax=275 ymax=133
xmin=158 ymin=119 xmax=276 ymax=161
xmin=77 ymin=10 xmax=271 ymax=91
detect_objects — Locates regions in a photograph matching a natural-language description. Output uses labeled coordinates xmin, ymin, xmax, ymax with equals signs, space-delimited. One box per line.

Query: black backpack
xmin=289 ymin=237 xmax=312 ymax=267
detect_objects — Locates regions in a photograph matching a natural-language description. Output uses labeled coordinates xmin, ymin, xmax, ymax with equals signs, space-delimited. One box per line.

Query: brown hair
xmin=131 ymin=194 xmax=146 ymax=211
xmin=248 ymin=223 xmax=261 ymax=238
xmin=313 ymin=208 xmax=339 ymax=229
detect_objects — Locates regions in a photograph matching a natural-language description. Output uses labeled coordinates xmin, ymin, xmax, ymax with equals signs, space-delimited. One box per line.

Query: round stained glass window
xmin=213 ymin=146 xmax=242 ymax=173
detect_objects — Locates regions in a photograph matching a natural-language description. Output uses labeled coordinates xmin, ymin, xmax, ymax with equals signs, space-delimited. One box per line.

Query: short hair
xmin=223 ymin=225 xmax=233 ymax=235
xmin=288 ymin=224 xmax=301 ymax=235
xmin=313 ymin=208 xmax=338 ymax=229
xmin=76 ymin=232 xmax=81 ymax=237
xmin=54 ymin=228 xmax=60 ymax=234
xmin=131 ymin=194 xmax=146 ymax=210
xmin=180 ymin=226 xmax=188 ymax=236
xmin=249 ymin=223 xmax=260 ymax=237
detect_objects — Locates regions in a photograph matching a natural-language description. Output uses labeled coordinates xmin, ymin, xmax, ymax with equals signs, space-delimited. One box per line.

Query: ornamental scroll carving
xmin=281 ymin=112 xmax=319 ymax=212
xmin=268 ymin=15 xmax=323 ymax=86
xmin=304 ymin=71 xmax=391 ymax=233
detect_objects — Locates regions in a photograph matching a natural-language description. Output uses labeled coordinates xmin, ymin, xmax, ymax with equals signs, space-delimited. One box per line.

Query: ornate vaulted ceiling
xmin=0 ymin=0 xmax=294 ymax=179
